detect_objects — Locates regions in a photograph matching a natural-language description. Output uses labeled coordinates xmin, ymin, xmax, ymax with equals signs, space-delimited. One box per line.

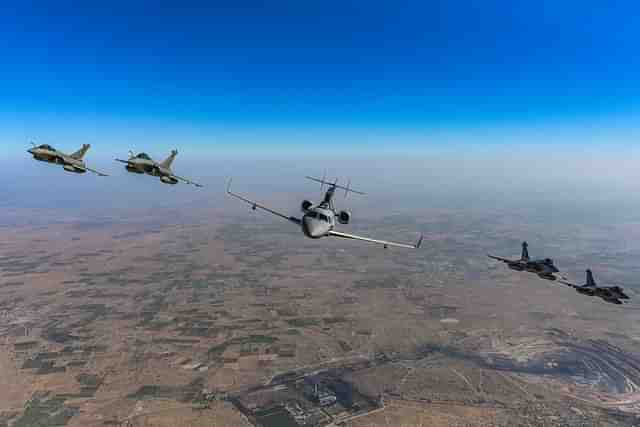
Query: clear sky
xmin=3 ymin=0 xmax=640 ymax=219
xmin=2 ymin=1 xmax=640 ymax=156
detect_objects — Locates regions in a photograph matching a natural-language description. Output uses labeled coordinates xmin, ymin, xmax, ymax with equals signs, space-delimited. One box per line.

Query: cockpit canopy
xmin=306 ymin=211 xmax=331 ymax=222
xmin=544 ymin=258 xmax=553 ymax=265
xmin=136 ymin=153 xmax=151 ymax=160
xmin=38 ymin=144 xmax=55 ymax=151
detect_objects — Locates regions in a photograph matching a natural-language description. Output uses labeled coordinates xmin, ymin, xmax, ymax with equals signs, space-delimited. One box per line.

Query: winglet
xmin=415 ymin=234 xmax=424 ymax=249
xmin=226 ymin=178 xmax=233 ymax=194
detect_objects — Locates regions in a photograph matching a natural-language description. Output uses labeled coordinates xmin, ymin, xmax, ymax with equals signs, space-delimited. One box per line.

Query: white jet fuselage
xmin=302 ymin=207 xmax=335 ymax=238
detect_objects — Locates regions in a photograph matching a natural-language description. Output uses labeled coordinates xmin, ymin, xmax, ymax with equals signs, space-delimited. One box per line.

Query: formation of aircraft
xmin=488 ymin=242 xmax=632 ymax=305
xmin=115 ymin=150 xmax=203 ymax=187
xmin=27 ymin=143 xmax=108 ymax=176
xmin=28 ymin=143 xmax=202 ymax=187
xmin=26 ymin=142 xmax=632 ymax=305
xmin=488 ymin=241 xmax=561 ymax=281
xmin=560 ymin=269 xmax=630 ymax=305
xmin=227 ymin=176 xmax=423 ymax=249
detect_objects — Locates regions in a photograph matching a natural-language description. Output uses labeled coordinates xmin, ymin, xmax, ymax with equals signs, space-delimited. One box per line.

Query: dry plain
xmin=2 ymin=200 xmax=640 ymax=426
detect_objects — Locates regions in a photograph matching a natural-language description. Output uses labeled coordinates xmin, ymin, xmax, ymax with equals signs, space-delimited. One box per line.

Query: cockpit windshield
xmin=136 ymin=153 xmax=151 ymax=160
xmin=306 ymin=211 xmax=330 ymax=222
xmin=545 ymin=258 xmax=553 ymax=264
xmin=39 ymin=144 xmax=54 ymax=151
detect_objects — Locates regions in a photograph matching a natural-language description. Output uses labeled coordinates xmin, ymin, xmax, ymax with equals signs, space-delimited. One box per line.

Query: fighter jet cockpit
xmin=136 ymin=153 xmax=151 ymax=160
xmin=39 ymin=144 xmax=55 ymax=151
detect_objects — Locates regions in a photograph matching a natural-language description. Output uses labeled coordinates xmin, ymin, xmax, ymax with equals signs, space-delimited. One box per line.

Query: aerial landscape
xmin=3 ymin=1 xmax=640 ymax=426
xmin=2 ymin=187 xmax=640 ymax=426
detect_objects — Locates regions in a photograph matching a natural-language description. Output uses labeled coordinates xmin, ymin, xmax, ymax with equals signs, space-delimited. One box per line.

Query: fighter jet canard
xmin=27 ymin=142 xmax=108 ymax=176
xmin=488 ymin=241 xmax=563 ymax=281
xmin=226 ymin=175 xmax=423 ymax=249
xmin=115 ymin=149 xmax=203 ymax=187
xmin=560 ymin=269 xmax=630 ymax=305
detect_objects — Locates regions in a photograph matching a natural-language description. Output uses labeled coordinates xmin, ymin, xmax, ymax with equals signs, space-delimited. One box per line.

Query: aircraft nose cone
xmin=27 ymin=148 xmax=34 ymax=154
xmin=303 ymin=217 xmax=323 ymax=238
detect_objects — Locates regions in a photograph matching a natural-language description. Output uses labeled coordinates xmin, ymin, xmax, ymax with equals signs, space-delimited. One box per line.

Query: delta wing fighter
xmin=560 ymin=269 xmax=630 ymax=305
xmin=488 ymin=241 xmax=561 ymax=281
xmin=227 ymin=175 xmax=423 ymax=249
xmin=115 ymin=150 xmax=202 ymax=187
xmin=28 ymin=142 xmax=108 ymax=176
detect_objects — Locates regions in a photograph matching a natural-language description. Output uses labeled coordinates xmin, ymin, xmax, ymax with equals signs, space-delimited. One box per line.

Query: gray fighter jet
xmin=227 ymin=176 xmax=423 ymax=249
xmin=115 ymin=150 xmax=202 ymax=187
xmin=560 ymin=269 xmax=630 ymax=305
xmin=488 ymin=241 xmax=561 ymax=281
xmin=27 ymin=142 xmax=108 ymax=176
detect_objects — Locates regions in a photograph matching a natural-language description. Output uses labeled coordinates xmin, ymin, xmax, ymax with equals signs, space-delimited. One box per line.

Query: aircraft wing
xmin=172 ymin=174 xmax=203 ymax=187
xmin=226 ymin=180 xmax=301 ymax=225
xmin=487 ymin=255 xmax=516 ymax=263
xmin=83 ymin=165 xmax=109 ymax=176
xmin=558 ymin=279 xmax=578 ymax=289
xmin=328 ymin=230 xmax=423 ymax=249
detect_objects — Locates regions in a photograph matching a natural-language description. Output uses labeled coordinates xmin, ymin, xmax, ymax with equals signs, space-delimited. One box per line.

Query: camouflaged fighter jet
xmin=227 ymin=175 xmax=423 ymax=249
xmin=27 ymin=142 xmax=108 ymax=176
xmin=115 ymin=150 xmax=202 ymax=187
xmin=488 ymin=241 xmax=561 ymax=281
xmin=560 ymin=269 xmax=630 ymax=305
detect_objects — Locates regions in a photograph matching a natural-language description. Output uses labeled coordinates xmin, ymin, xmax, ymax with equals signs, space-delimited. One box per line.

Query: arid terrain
xmin=2 ymin=198 xmax=640 ymax=426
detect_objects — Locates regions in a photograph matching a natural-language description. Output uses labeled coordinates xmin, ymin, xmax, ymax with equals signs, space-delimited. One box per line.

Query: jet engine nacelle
xmin=338 ymin=210 xmax=351 ymax=224
xmin=160 ymin=175 xmax=178 ymax=185
xmin=63 ymin=164 xmax=85 ymax=174
xmin=301 ymin=200 xmax=314 ymax=213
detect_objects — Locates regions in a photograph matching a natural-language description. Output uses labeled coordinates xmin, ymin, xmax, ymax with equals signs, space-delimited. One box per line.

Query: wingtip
xmin=226 ymin=178 xmax=233 ymax=194
xmin=415 ymin=234 xmax=424 ymax=249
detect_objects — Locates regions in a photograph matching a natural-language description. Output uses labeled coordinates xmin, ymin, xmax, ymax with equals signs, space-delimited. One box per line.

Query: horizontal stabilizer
xmin=305 ymin=176 xmax=366 ymax=195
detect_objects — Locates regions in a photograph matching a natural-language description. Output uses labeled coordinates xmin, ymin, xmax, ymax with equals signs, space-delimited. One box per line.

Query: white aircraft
xmin=227 ymin=175 xmax=423 ymax=249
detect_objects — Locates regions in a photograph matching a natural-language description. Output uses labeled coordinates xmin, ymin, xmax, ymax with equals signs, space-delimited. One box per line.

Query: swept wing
xmin=328 ymin=230 xmax=422 ymax=249
xmin=227 ymin=180 xmax=301 ymax=225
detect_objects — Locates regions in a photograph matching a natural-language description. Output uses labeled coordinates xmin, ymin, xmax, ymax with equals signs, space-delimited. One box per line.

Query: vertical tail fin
xmin=586 ymin=269 xmax=596 ymax=287
xmin=521 ymin=241 xmax=530 ymax=261
xmin=71 ymin=144 xmax=90 ymax=159
xmin=160 ymin=149 xmax=178 ymax=169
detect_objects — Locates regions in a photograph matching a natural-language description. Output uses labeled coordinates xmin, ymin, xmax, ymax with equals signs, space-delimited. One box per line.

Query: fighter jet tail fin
xmin=521 ymin=241 xmax=530 ymax=261
xmin=586 ymin=269 xmax=596 ymax=287
xmin=71 ymin=144 xmax=91 ymax=160
xmin=160 ymin=149 xmax=178 ymax=169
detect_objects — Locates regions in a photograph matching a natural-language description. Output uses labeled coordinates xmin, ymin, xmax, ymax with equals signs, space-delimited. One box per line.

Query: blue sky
xmin=2 ymin=1 xmax=640 ymax=156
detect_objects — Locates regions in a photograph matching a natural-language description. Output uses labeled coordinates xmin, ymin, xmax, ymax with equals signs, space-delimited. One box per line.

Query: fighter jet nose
xmin=27 ymin=148 xmax=34 ymax=154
